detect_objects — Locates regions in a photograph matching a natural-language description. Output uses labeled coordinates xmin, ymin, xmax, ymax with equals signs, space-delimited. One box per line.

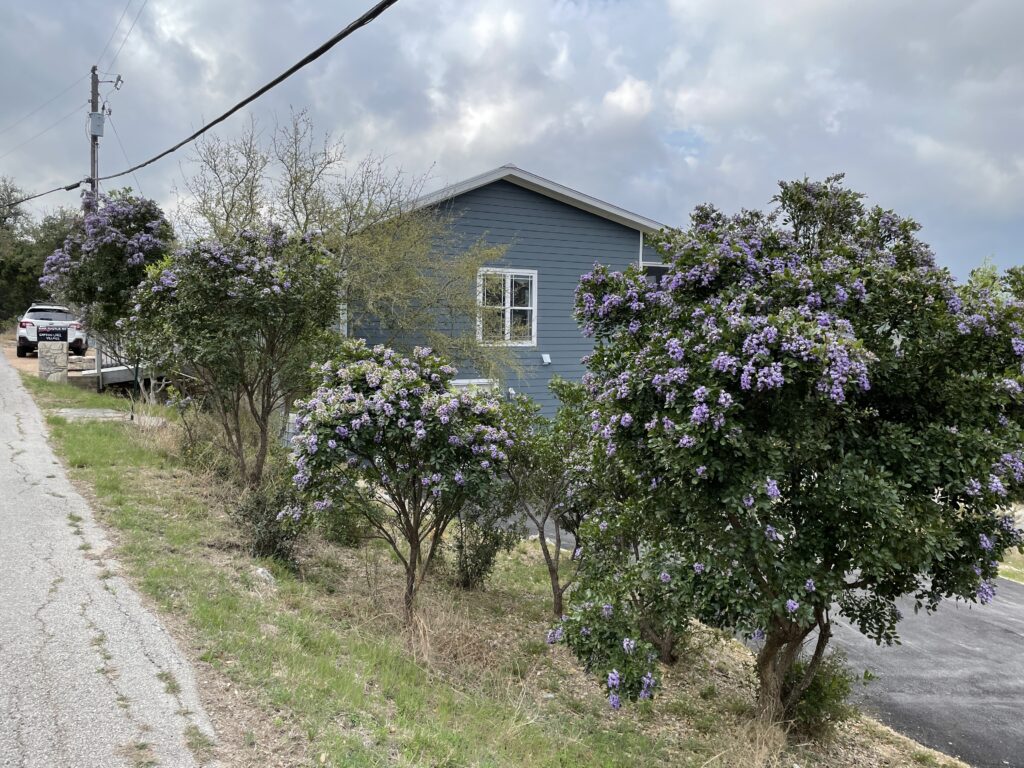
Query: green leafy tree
xmin=40 ymin=191 xmax=173 ymax=345
xmin=502 ymin=379 xmax=591 ymax=617
xmin=568 ymin=175 xmax=1024 ymax=719
xmin=291 ymin=341 xmax=513 ymax=621
xmin=0 ymin=179 xmax=79 ymax=320
xmin=125 ymin=227 xmax=341 ymax=486
xmin=174 ymin=113 xmax=510 ymax=380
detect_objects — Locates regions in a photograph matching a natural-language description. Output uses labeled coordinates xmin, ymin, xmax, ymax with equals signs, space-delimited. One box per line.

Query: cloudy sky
xmin=1 ymin=0 xmax=1021 ymax=277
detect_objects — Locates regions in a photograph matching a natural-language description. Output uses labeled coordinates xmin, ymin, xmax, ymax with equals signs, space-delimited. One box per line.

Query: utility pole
xmin=89 ymin=65 xmax=103 ymax=390
xmin=88 ymin=65 xmax=100 ymax=206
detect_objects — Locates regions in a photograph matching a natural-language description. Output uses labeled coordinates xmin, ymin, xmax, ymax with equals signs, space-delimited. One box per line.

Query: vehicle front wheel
xmin=16 ymin=347 xmax=27 ymax=358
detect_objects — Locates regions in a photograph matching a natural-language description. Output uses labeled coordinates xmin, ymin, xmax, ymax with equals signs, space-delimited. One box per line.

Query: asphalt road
xmin=0 ymin=354 xmax=216 ymax=767
xmin=835 ymin=578 xmax=1024 ymax=768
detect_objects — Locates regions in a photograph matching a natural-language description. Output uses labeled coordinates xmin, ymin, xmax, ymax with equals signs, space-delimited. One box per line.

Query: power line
xmin=6 ymin=180 xmax=85 ymax=208
xmin=98 ymin=0 xmax=400 ymax=183
xmin=97 ymin=0 xmax=134 ymax=70
xmin=0 ymin=75 xmax=88 ymax=138
xmin=106 ymin=0 xmax=150 ymax=73
xmin=106 ymin=115 xmax=144 ymax=195
xmin=0 ymin=101 xmax=88 ymax=162
xmin=5 ymin=0 xmax=401 ymax=208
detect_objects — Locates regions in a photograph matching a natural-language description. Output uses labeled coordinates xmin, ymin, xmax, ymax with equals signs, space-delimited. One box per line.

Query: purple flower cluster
xmin=291 ymin=341 xmax=511 ymax=516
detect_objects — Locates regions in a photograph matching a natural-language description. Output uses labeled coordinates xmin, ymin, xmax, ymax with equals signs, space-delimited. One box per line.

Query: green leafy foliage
xmin=126 ymin=227 xmax=341 ymax=486
xmin=232 ymin=463 xmax=304 ymax=560
xmin=41 ymin=191 xmax=173 ymax=342
xmin=500 ymin=379 xmax=590 ymax=616
xmin=291 ymin=341 xmax=514 ymax=618
xmin=0 ymin=177 xmax=78 ymax=320
xmin=568 ymin=175 xmax=1024 ymax=719
xmin=784 ymin=651 xmax=858 ymax=738
xmin=443 ymin=513 xmax=520 ymax=591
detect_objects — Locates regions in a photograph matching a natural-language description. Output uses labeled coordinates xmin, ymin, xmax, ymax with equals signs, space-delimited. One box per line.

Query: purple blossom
xmin=691 ymin=403 xmax=711 ymax=425
xmin=785 ymin=599 xmax=800 ymax=614
xmin=666 ymin=338 xmax=685 ymax=361
xmin=609 ymin=693 xmax=621 ymax=710
xmin=602 ymin=604 xmax=614 ymax=618
xmin=711 ymin=353 xmax=738 ymax=373
xmin=607 ymin=669 xmax=620 ymax=688
xmin=622 ymin=637 xmax=636 ymax=654
xmin=805 ymin=579 xmax=816 ymax=593
xmin=988 ymin=475 xmax=1008 ymax=497
xmin=979 ymin=533 xmax=994 ymax=551
xmin=659 ymin=571 xmax=671 ymax=583
xmin=977 ymin=580 xmax=996 ymax=605
xmin=693 ymin=562 xmax=705 ymax=574
xmin=756 ymin=362 xmax=785 ymax=391
xmin=765 ymin=525 xmax=783 ymax=543
xmin=765 ymin=478 xmax=781 ymax=500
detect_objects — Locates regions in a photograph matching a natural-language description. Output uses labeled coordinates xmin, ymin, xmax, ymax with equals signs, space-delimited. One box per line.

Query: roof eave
xmin=413 ymin=165 xmax=667 ymax=235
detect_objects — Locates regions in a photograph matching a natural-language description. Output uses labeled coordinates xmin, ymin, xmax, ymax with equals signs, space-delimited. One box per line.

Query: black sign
xmin=37 ymin=326 xmax=68 ymax=342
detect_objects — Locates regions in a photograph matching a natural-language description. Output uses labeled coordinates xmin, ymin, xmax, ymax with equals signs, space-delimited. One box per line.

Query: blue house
xmin=366 ymin=165 xmax=667 ymax=415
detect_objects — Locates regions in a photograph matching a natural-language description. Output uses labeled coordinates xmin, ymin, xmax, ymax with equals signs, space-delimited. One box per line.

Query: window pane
xmin=511 ymin=276 xmax=532 ymax=308
xmin=643 ymin=265 xmax=670 ymax=284
xmin=481 ymin=274 xmax=505 ymax=307
xmin=510 ymin=309 xmax=532 ymax=341
xmin=481 ymin=307 xmax=505 ymax=342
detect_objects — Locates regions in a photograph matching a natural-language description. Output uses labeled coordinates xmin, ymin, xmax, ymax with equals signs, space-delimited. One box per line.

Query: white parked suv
xmin=16 ymin=304 xmax=89 ymax=357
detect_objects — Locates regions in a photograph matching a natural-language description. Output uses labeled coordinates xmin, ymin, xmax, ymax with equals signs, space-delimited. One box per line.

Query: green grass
xmin=18 ymin=372 xmax=132 ymax=411
xmin=1000 ymin=547 xmax=1024 ymax=584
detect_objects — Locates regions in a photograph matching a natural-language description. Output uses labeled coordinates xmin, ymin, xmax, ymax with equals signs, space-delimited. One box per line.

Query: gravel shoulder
xmin=0 ymin=352 xmax=216 ymax=767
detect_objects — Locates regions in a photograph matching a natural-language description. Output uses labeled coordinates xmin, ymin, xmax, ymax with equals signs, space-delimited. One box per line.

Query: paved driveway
xmin=835 ymin=578 xmax=1024 ymax=768
xmin=0 ymin=354 xmax=216 ymax=766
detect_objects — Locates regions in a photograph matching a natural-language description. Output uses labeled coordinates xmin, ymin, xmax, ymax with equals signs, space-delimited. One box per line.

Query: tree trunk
xmin=754 ymin=622 xmax=812 ymax=721
xmin=403 ymin=540 xmax=420 ymax=625
xmin=549 ymin=570 xmax=564 ymax=618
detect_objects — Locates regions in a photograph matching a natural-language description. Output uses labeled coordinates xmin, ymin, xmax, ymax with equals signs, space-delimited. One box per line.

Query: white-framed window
xmin=638 ymin=233 xmax=670 ymax=283
xmin=451 ymin=378 xmax=498 ymax=393
xmin=477 ymin=268 xmax=538 ymax=346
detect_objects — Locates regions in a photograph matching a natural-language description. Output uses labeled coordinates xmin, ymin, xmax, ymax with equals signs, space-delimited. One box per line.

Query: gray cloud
xmin=1 ymin=0 xmax=1020 ymax=276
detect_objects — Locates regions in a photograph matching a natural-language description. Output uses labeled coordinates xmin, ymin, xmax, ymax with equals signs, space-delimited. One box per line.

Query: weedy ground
xmin=20 ymin=372 xmax=969 ymax=768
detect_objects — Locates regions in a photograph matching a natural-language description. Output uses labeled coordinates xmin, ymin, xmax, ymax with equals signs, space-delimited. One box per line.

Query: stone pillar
xmin=38 ymin=342 xmax=69 ymax=384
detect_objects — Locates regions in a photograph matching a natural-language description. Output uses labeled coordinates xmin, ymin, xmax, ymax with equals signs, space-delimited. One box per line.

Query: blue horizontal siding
xmin=360 ymin=179 xmax=647 ymax=416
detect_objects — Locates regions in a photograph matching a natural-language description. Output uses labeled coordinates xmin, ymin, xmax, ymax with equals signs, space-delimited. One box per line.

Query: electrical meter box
xmin=89 ymin=112 xmax=105 ymax=137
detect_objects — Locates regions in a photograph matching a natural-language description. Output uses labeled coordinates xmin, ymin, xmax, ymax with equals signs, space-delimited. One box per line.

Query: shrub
xmin=41 ymin=190 xmax=172 ymax=345
xmin=126 ymin=227 xmax=341 ymax=487
xmin=444 ymin=511 xmax=520 ymax=590
xmin=784 ymin=651 xmax=857 ymax=738
xmin=501 ymin=380 xmax=590 ymax=616
xmin=316 ymin=506 xmax=369 ymax=548
xmin=291 ymin=341 xmax=514 ymax=621
xmin=232 ymin=465 xmax=304 ymax=560
xmin=569 ymin=174 xmax=1024 ymax=720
